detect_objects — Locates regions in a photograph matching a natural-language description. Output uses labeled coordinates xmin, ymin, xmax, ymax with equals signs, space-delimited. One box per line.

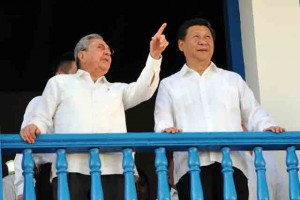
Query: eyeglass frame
xmin=80 ymin=44 xmax=114 ymax=56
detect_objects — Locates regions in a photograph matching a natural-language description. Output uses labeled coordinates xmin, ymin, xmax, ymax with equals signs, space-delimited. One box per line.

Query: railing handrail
xmin=1 ymin=131 xmax=300 ymax=153
xmin=1 ymin=131 xmax=300 ymax=200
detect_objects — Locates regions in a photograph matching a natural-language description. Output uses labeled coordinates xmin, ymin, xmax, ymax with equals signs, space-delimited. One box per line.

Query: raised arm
xmin=122 ymin=23 xmax=169 ymax=109
xmin=150 ymin=23 xmax=169 ymax=59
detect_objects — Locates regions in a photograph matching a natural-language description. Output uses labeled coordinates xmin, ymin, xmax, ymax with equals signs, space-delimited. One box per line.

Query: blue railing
xmin=1 ymin=131 xmax=300 ymax=200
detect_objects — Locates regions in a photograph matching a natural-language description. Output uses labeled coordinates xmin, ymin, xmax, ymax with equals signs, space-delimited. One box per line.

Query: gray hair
xmin=74 ymin=33 xmax=103 ymax=68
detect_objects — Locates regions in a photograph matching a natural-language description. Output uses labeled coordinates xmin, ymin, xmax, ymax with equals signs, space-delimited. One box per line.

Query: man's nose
xmin=198 ymin=38 xmax=207 ymax=45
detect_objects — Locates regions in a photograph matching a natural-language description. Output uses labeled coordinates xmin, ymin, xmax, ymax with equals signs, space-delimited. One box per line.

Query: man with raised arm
xmin=21 ymin=23 xmax=168 ymax=200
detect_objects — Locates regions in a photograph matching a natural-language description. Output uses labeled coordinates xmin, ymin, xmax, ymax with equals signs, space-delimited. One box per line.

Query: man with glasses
xmin=20 ymin=23 xmax=168 ymax=200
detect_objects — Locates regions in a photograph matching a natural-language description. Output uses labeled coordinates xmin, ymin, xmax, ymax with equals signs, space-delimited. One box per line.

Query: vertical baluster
xmin=286 ymin=146 xmax=300 ymax=200
xmin=155 ymin=147 xmax=170 ymax=200
xmin=123 ymin=148 xmax=137 ymax=200
xmin=22 ymin=149 xmax=36 ymax=200
xmin=254 ymin=147 xmax=269 ymax=200
xmin=188 ymin=147 xmax=203 ymax=200
xmin=89 ymin=148 xmax=103 ymax=200
xmin=56 ymin=149 xmax=70 ymax=200
xmin=221 ymin=147 xmax=237 ymax=200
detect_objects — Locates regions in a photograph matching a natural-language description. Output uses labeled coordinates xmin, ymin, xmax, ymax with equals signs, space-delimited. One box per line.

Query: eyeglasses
xmin=81 ymin=44 xmax=115 ymax=56
xmin=108 ymin=47 xmax=115 ymax=55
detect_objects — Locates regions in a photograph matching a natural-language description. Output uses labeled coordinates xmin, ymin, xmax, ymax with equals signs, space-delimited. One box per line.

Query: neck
xmin=186 ymin=60 xmax=211 ymax=75
xmin=90 ymin=72 xmax=106 ymax=82
xmin=81 ymin=67 xmax=107 ymax=82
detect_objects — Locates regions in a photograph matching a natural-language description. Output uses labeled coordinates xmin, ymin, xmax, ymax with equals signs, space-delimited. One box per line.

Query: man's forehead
xmin=189 ymin=25 xmax=211 ymax=33
xmin=89 ymin=38 xmax=107 ymax=46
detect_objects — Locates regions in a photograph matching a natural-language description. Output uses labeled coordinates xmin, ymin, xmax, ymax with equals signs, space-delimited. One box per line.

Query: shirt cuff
xmin=146 ymin=54 xmax=161 ymax=74
xmin=29 ymin=120 xmax=47 ymax=134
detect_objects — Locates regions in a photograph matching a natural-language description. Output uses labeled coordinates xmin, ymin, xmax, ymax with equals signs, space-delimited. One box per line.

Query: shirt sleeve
xmin=21 ymin=96 xmax=41 ymax=129
xmin=29 ymin=78 xmax=59 ymax=133
xmin=238 ymin=76 xmax=276 ymax=131
xmin=154 ymin=80 xmax=175 ymax=132
xmin=122 ymin=54 xmax=161 ymax=110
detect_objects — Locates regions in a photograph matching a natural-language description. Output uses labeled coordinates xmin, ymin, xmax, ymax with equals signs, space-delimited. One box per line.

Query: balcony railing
xmin=1 ymin=131 xmax=300 ymax=200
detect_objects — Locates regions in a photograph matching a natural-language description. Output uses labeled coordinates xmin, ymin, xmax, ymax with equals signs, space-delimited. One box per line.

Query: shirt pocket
xmin=99 ymin=89 xmax=123 ymax=110
xmin=217 ymin=85 xmax=240 ymax=113
xmin=60 ymin=88 xmax=88 ymax=108
xmin=172 ymin=89 xmax=197 ymax=112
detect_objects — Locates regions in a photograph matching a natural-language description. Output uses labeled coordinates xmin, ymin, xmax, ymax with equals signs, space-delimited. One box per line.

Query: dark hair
xmin=52 ymin=51 xmax=75 ymax=75
xmin=178 ymin=18 xmax=216 ymax=41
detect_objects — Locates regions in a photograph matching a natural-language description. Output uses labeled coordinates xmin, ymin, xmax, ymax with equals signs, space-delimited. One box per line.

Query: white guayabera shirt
xmin=154 ymin=62 xmax=277 ymax=184
xmin=29 ymin=54 xmax=161 ymax=180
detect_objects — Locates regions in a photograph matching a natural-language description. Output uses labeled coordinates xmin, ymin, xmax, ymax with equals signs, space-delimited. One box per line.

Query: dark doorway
xmin=1 ymin=0 xmax=227 ymax=199
xmin=0 ymin=0 xmax=227 ymax=91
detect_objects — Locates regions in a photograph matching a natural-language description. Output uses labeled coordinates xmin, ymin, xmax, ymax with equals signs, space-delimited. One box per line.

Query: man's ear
xmin=55 ymin=71 xmax=63 ymax=75
xmin=77 ymin=51 xmax=84 ymax=63
xmin=178 ymin=40 xmax=184 ymax=52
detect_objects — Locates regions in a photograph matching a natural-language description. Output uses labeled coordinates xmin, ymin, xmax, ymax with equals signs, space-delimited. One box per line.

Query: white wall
xmin=239 ymin=0 xmax=300 ymax=196
xmin=239 ymin=0 xmax=300 ymax=131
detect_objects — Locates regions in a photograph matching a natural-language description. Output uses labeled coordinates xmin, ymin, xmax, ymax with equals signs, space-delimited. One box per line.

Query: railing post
xmin=155 ymin=147 xmax=170 ymax=200
xmin=286 ymin=146 xmax=300 ymax=200
xmin=254 ymin=147 xmax=269 ymax=200
xmin=188 ymin=147 xmax=203 ymax=200
xmin=221 ymin=147 xmax=237 ymax=200
xmin=89 ymin=148 xmax=103 ymax=200
xmin=22 ymin=149 xmax=36 ymax=200
xmin=56 ymin=149 xmax=70 ymax=200
xmin=123 ymin=148 xmax=137 ymax=200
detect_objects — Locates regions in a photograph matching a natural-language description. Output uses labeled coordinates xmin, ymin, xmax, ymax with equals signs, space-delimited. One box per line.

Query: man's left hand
xmin=150 ymin=23 xmax=169 ymax=59
xmin=263 ymin=126 xmax=285 ymax=133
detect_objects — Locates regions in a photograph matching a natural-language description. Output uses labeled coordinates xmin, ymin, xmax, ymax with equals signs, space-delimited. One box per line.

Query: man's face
xmin=80 ymin=38 xmax=112 ymax=76
xmin=178 ymin=25 xmax=214 ymax=63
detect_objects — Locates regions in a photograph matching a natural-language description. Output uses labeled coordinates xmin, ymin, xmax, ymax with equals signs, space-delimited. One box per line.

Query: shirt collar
xmin=179 ymin=62 xmax=217 ymax=77
xmin=75 ymin=69 xmax=109 ymax=85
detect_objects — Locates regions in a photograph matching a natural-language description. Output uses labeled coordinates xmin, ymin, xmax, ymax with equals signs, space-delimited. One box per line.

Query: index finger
xmin=154 ymin=23 xmax=167 ymax=36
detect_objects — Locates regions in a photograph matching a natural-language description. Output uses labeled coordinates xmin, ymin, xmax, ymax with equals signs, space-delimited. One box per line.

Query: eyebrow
xmin=95 ymin=43 xmax=108 ymax=48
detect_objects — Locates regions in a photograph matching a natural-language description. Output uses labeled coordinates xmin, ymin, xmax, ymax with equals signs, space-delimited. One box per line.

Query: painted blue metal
xmin=56 ymin=149 xmax=70 ymax=200
xmin=2 ymin=132 xmax=300 ymax=153
xmin=1 ymin=132 xmax=300 ymax=199
xmin=23 ymin=149 xmax=36 ymax=200
xmin=123 ymin=148 xmax=137 ymax=200
xmin=254 ymin=147 xmax=269 ymax=200
xmin=188 ymin=147 xmax=203 ymax=200
xmin=89 ymin=148 xmax=103 ymax=200
xmin=155 ymin=147 xmax=170 ymax=200
xmin=221 ymin=147 xmax=237 ymax=200
xmin=223 ymin=0 xmax=246 ymax=79
xmin=286 ymin=146 xmax=300 ymax=200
